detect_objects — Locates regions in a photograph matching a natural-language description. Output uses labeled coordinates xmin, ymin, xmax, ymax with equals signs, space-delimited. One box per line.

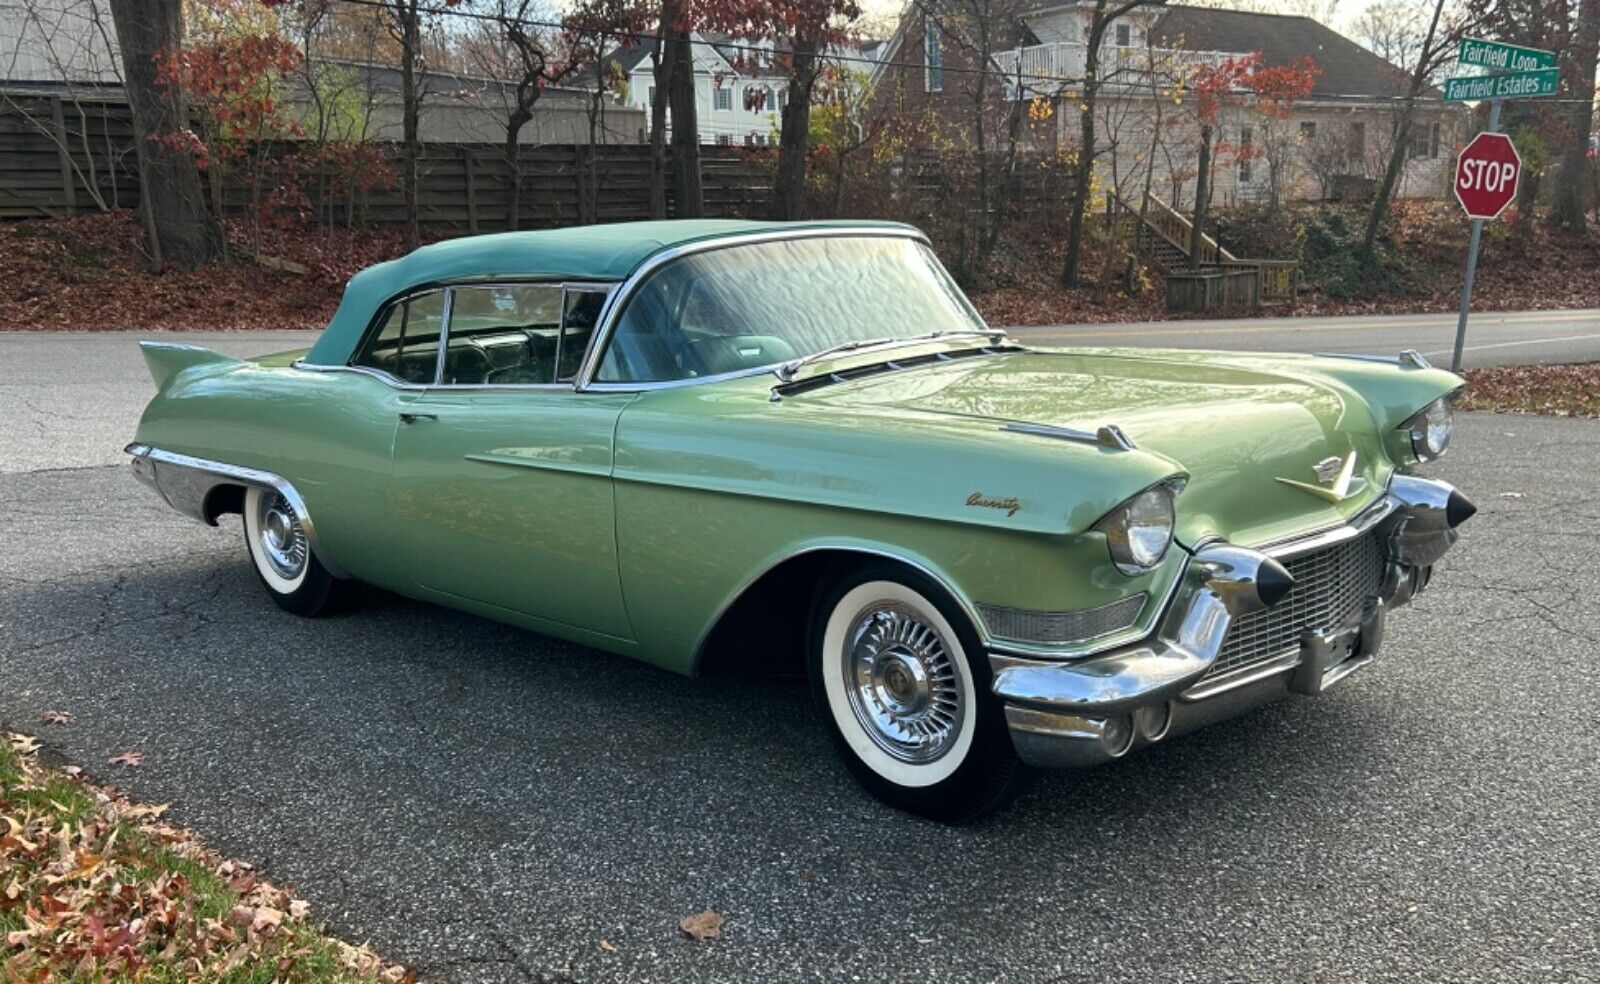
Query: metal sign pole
xmin=1451 ymin=98 xmax=1503 ymax=373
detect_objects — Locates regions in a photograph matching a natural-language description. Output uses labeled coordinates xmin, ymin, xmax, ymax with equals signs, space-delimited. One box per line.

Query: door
xmin=389 ymin=283 xmax=636 ymax=639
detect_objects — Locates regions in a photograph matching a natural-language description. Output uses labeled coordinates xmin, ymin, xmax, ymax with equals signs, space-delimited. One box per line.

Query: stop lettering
xmin=1454 ymin=132 xmax=1522 ymax=219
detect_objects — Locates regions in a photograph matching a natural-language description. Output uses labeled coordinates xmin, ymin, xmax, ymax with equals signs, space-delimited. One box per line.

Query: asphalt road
xmin=1011 ymin=307 xmax=1600 ymax=366
xmin=2 ymin=324 xmax=1598 ymax=982
xmin=4 ymin=308 xmax=1596 ymax=474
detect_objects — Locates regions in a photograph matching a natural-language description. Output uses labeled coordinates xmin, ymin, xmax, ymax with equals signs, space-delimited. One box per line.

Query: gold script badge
xmin=967 ymin=492 xmax=1021 ymax=517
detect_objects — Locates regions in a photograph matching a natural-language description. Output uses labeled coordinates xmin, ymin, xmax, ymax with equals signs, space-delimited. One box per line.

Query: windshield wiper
xmin=772 ymin=329 xmax=1008 ymax=383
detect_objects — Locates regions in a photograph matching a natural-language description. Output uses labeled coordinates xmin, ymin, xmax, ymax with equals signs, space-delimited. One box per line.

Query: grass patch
xmin=1460 ymin=363 xmax=1600 ymax=418
xmin=0 ymin=733 xmax=410 ymax=982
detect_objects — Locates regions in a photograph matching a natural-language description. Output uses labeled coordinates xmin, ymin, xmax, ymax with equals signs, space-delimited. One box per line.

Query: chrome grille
xmin=1206 ymin=531 xmax=1386 ymax=679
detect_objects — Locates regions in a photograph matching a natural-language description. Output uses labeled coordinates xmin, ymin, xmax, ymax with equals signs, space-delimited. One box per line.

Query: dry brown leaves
xmin=0 ymin=210 xmax=415 ymax=331
xmin=1 ymin=731 xmax=415 ymax=982
xmin=1460 ymin=363 xmax=1600 ymax=418
xmin=679 ymin=909 xmax=725 ymax=941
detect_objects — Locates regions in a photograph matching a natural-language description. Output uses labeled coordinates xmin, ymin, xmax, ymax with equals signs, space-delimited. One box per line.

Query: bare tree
xmin=1551 ymin=0 xmax=1598 ymax=231
xmin=377 ymin=0 xmax=436 ymax=250
xmin=1060 ymin=0 xmax=1162 ymax=287
xmin=666 ymin=21 xmax=703 ymax=216
xmin=1359 ymin=0 xmax=1475 ymax=262
xmin=107 ymin=0 xmax=218 ymax=269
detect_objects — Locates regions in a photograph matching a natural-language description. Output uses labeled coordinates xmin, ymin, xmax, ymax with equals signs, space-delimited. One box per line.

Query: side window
xmin=442 ymin=285 xmax=564 ymax=385
xmin=558 ymin=288 xmax=608 ymax=382
xmin=352 ymin=290 xmax=446 ymax=384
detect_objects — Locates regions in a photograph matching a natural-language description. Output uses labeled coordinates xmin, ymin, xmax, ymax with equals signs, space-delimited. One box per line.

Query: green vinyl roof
xmin=303 ymin=219 xmax=920 ymax=366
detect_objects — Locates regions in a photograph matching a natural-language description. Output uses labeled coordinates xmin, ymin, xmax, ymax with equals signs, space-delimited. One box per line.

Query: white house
xmin=588 ymin=34 xmax=879 ymax=146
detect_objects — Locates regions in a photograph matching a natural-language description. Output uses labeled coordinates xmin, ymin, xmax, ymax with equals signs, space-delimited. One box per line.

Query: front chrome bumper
xmin=992 ymin=474 xmax=1475 ymax=769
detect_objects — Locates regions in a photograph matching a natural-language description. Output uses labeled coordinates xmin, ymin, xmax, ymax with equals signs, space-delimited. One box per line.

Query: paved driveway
xmin=1 ymin=357 xmax=1596 ymax=979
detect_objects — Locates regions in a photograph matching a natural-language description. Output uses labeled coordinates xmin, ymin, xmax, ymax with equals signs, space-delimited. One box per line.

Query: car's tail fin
xmin=140 ymin=341 xmax=242 ymax=390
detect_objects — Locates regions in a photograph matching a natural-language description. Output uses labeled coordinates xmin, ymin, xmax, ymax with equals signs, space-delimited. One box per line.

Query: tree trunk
xmin=1189 ymin=124 xmax=1212 ymax=272
xmin=668 ymin=26 xmax=702 ymax=217
xmin=770 ymin=34 xmax=819 ymax=221
xmin=504 ymin=107 xmax=529 ymax=231
xmin=398 ymin=0 xmax=422 ymax=250
xmin=1060 ymin=0 xmax=1108 ymax=287
xmin=1551 ymin=0 xmax=1599 ymax=233
xmin=649 ymin=5 xmax=673 ymax=220
xmin=107 ymin=0 xmax=217 ymax=270
xmin=1360 ymin=0 xmax=1447 ymax=262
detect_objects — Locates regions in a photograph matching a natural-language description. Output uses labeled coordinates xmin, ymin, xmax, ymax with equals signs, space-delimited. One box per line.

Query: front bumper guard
xmin=993 ymin=475 xmax=1472 ymax=769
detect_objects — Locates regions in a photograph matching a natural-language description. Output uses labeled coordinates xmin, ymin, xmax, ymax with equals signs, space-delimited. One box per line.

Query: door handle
xmin=399 ymin=412 xmax=438 ymax=424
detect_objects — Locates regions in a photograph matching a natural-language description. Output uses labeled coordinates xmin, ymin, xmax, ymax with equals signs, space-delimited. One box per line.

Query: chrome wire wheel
xmin=243 ymin=486 xmax=308 ymax=592
xmin=250 ymin=488 xmax=308 ymax=583
xmin=843 ymin=602 xmax=967 ymax=765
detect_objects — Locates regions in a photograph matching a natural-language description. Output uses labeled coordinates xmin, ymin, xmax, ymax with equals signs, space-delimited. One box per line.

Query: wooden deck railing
xmin=1109 ymin=191 xmax=1297 ymax=302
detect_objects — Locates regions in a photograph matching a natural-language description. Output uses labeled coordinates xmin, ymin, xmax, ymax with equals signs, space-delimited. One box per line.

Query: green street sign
xmin=1444 ymin=68 xmax=1560 ymax=102
xmin=1457 ymin=37 xmax=1557 ymax=72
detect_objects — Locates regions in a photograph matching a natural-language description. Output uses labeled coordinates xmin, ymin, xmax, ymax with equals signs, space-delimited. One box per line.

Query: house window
xmin=1115 ymin=23 xmax=1131 ymax=46
xmin=1239 ymin=126 xmax=1253 ymax=183
xmin=1299 ymin=121 xmax=1317 ymax=140
xmin=924 ymin=18 xmax=943 ymax=93
xmin=1408 ymin=121 xmax=1440 ymax=159
xmin=714 ymin=85 xmax=732 ymax=111
xmin=716 ymin=133 xmax=732 ymax=146
xmin=647 ymin=85 xmax=656 ymax=107
xmin=1348 ymin=121 xmax=1366 ymax=162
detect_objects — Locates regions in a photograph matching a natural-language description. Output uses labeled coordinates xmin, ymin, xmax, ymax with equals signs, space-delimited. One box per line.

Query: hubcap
xmin=255 ymin=490 xmax=308 ymax=581
xmin=843 ymin=603 xmax=965 ymax=764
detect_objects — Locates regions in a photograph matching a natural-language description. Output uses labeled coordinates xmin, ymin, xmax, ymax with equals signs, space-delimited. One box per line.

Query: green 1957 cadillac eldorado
xmin=128 ymin=220 xmax=1474 ymax=821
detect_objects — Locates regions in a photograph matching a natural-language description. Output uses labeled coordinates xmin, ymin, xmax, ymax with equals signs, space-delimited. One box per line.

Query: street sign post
xmin=1446 ymin=38 xmax=1557 ymax=372
xmin=1443 ymin=69 xmax=1560 ymax=102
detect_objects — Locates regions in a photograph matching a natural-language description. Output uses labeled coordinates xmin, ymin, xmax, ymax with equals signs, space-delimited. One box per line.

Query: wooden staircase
xmin=1110 ymin=191 xmax=1297 ymax=302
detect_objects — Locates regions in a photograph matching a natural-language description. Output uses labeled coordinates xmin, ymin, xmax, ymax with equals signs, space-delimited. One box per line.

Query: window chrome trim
xmin=324 ymin=279 xmax=619 ymax=392
xmin=292 ymin=360 xmax=430 ymax=390
xmin=573 ymin=225 xmax=942 ymax=392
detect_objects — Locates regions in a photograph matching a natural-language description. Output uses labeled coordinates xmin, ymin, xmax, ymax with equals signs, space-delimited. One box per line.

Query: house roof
xmin=1148 ymin=5 xmax=1420 ymax=101
xmin=303 ymin=219 xmax=919 ymax=365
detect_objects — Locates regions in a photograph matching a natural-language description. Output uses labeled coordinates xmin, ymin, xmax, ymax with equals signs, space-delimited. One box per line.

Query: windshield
xmin=594 ymin=235 xmax=985 ymax=384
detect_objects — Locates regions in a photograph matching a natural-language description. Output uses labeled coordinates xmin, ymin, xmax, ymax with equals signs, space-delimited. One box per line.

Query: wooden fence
xmin=1 ymin=90 xmax=774 ymax=227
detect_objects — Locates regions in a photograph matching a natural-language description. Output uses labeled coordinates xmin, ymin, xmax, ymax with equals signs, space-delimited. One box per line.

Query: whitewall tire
xmin=809 ymin=563 xmax=1028 ymax=822
xmin=241 ymin=485 xmax=353 ymax=617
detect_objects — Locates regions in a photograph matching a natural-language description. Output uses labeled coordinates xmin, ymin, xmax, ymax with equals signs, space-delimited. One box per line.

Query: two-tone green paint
xmin=134 ymin=335 xmax=1458 ymax=676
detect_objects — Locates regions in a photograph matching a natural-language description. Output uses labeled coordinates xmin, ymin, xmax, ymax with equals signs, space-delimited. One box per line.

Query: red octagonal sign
xmin=1454 ymin=131 xmax=1521 ymax=220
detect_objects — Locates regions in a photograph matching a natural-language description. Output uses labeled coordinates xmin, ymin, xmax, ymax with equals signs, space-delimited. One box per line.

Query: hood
xmin=804 ymin=349 xmax=1394 ymax=548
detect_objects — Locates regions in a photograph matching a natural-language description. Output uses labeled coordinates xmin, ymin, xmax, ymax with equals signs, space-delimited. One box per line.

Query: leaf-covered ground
xmin=0 ymin=212 xmax=408 ymax=332
xmin=1460 ymin=362 xmax=1600 ymax=418
xmin=1 ymin=730 xmax=412 ymax=982
xmin=1 ymin=204 xmax=1594 ymax=332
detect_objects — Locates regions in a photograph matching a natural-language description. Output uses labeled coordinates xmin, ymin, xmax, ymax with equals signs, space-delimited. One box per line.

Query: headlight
xmin=1404 ymin=396 xmax=1454 ymax=462
xmin=1096 ymin=483 xmax=1177 ymax=576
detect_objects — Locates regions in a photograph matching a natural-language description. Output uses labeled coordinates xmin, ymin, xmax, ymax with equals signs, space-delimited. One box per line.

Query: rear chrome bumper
xmin=992 ymin=474 xmax=1473 ymax=770
xmin=125 ymin=443 xmax=345 ymax=577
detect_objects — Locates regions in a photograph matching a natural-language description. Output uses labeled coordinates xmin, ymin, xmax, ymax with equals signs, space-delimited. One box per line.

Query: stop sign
xmin=1454 ymin=132 xmax=1521 ymax=219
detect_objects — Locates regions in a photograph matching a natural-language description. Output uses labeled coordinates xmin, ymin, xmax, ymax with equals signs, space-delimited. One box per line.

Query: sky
xmin=854 ymin=0 xmax=1379 ymax=37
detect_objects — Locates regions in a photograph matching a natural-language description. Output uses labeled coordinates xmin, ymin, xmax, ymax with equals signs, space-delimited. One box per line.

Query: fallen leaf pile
xmin=0 ymin=210 xmax=416 ymax=331
xmin=1 ymin=731 xmax=413 ymax=982
xmin=1460 ymin=363 xmax=1600 ymax=418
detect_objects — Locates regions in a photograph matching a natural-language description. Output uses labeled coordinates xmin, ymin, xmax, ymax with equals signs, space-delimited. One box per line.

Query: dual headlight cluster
xmin=1403 ymin=395 xmax=1455 ymax=463
xmin=1096 ymin=479 xmax=1182 ymax=577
